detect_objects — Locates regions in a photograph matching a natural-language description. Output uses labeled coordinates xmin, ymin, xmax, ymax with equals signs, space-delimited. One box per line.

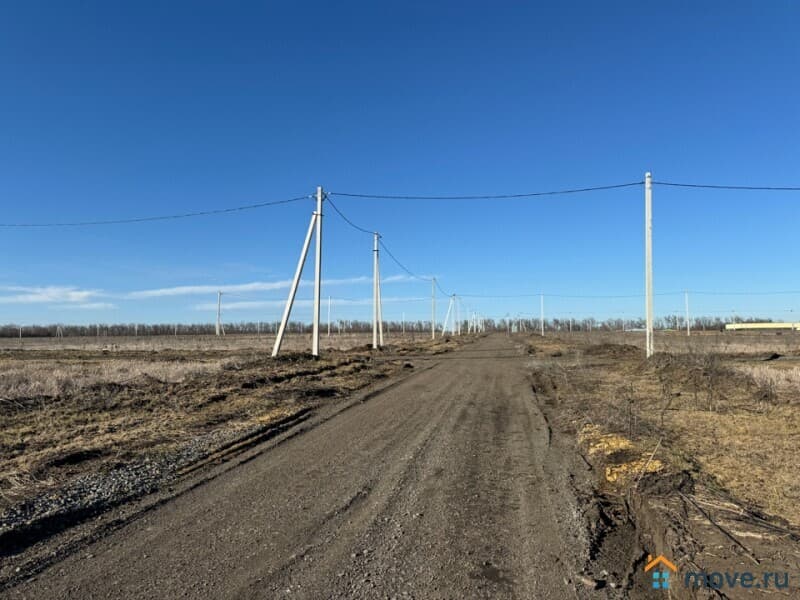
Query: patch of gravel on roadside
xmin=0 ymin=422 xmax=272 ymax=555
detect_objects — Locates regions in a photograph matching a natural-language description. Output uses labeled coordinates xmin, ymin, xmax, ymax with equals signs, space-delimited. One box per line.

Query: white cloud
xmin=381 ymin=274 xmax=424 ymax=283
xmin=0 ymin=275 xmax=426 ymax=308
xmin=57 ymin=302 xmax=117 ymax=310
xmin=126 ymin=275 xmax=419 ymax=299
xmin=0 ymin=286 xmax=101 ymax=304
xmin=126 ymin=280 xmax=295 ymax=299
xmin=192 ymin=296 xmax=428 ymax=311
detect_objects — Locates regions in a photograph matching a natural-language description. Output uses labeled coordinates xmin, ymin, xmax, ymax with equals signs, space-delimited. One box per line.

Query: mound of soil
xmin=582 ymin=343 xmax=642 ymax=359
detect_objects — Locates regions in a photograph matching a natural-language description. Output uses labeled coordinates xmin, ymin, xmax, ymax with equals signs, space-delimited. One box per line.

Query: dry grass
xmin=0 ymin=335 xmax=463 ymax=509
xmin=560 ymin=330 xmax=800 ymax=355
xmin=0 ymin=332 xmax=409 ymax=352
xmin=0 ymin=359 xmax=229 ymax=401
xmin=527 ymin=332 xmax=800 ymax=526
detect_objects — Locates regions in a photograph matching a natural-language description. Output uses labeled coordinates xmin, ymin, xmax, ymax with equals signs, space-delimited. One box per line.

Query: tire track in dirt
xmin=6 ymin=336 xmax=619 ymax=599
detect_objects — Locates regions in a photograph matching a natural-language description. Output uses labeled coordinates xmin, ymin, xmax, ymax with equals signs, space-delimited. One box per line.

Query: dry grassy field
xmin=4 ymin=327 xmax=800 ymax=592
xmin=528 ymin=329 xmax=800 ymax=528
xmin=0 ymin=332 xmax=454 ymax=545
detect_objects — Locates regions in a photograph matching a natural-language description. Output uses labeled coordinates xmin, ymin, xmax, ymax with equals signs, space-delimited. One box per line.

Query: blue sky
xmin=1 ymin=1 xmax=799 ymax=325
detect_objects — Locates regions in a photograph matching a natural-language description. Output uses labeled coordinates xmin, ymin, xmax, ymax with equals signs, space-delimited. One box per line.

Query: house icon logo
xmin=644 ymin=554 xmax=677 ymax=590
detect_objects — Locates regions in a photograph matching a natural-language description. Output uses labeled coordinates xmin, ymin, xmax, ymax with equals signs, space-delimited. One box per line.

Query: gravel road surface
xmin=8 ymin=335 xmax=607 ymax=599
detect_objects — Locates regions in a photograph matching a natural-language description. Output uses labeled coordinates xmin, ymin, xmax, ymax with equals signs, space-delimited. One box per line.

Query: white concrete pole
xmin=645 ymin=172 xmax=654 ymax=357
xmin=431 ymin=278 xmax=436 ymax=339
xmin=685 ymin=290 xmax=691 ymax=337
xmin=455 ymin=296 xmax=460 ymax=335
xmin=377 ymin=254 xmax=384 ymax=347
xmin=441 ymin=296 xmax=453 ymax=337
xmin=373 ymin=232 xmax=379 ymax=349
xmin=540 ymin=293 xmax=545 ymax=336
xmin=451 ymin=295 xmax=457 ymax=334
xmin=311 ymin=186 xmax=323 ymax=357
xmin=272 ymin=211 xmax=317 ymax=357
xmin=216 ymin=291 xmax=222 ymax=336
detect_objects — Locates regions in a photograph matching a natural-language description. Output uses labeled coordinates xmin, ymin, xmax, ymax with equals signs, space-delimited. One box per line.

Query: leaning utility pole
xmin=272 ymin=187 xmax=324 ymax=358
xmin=645 ymin=172 xmax=654 ymax=358
xmin=441 ymin=295 xmax=453 ymax=337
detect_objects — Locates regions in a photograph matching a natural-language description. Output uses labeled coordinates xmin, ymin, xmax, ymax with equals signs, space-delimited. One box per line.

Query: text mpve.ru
xmin=684 ymin=571 xmax=790 ymax=590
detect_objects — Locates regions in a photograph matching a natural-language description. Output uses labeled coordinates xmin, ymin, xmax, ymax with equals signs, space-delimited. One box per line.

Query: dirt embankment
xmin=0 ymin=335 xmax=466 ymax=578
xmin=527 ymin=334 xmax=800 ymax=598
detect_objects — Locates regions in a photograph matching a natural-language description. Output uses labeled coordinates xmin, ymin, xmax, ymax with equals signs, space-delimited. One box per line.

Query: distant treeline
xmin=0 ymin=315 xmax=777 ymax=338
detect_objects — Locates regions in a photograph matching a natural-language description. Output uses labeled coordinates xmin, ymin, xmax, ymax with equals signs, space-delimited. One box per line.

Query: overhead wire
xmin=653 ymin=181 xmax=800 ymax=191
xmin=326 ymin=194 xmax=453 ymax=296
xmin=325 ymin=196 xmax=374 ymax=235
xmin=329 ymin=181 xmax=643 ymax=200
xmin=0 ymin=195 xmax=312 ymax=227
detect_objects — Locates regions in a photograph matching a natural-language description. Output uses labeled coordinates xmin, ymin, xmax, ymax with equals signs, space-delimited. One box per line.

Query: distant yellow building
xmin=725 ymin=322 xmax=800 ymax=331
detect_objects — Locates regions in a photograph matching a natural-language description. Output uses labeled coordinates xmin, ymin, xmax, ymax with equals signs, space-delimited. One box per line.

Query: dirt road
xmin=7 ymin=335 xmax=614 ymax=599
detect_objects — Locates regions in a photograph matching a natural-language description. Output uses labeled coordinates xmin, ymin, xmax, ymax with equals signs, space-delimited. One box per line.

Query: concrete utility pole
xmin=540 ymin=293 xmax=545 ymax=337
xmin=377 ymin=257 xmax=384 ymax=347
xmin=441 ymin=295 xmax=453 ymax=337
xmin=685 ymin=290 xmax=691 ymax=337
xmin=311 ymin=186 xmax=323 ymax=357
xmin=216 ymin=291 xmax=223 ymax=336
xmin=431 ymin=278 xmax=436 ymax=340
xmin=373 ymin=232 xmax=379 ymax=349
xmin=645 ymin=172 xmax=654 ymax=358
xmin=455 ymin=296 xmax=460 ymax=335
xmin=272 ymin=190 xmax=320 ymax=357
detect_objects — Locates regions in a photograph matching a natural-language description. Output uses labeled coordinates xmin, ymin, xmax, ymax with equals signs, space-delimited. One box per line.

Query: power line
xmin=0 ymin=195 xmax=311 ymax=227
xmin=326 ymin=196 xmax=373 ymax=235
xmin=458 ymin=292 xmax=684 ymax=299
xmin=653 ymin=181 xmax=800 ymax=191
xmin=688 ymin=290 xmax=800 ymax=296
xmin=326 ymin=193 xmax=452 ymax=296
xmin=329 ymin=181 xmax=643 ymax=200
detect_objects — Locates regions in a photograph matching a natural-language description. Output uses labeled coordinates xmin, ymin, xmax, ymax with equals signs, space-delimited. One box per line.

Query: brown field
xmin=0 ymin=331 xmax=420 ymax=352
xmin=4 ymin=328 xmax=800 ymax=595
xmin=528 ymin=331 xmax=800 ymax=524
xmin=0 ymin=332 xmax=452 ymax=516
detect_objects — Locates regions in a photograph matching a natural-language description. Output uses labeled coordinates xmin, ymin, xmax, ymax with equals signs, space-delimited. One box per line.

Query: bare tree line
xmin=0 ymin=314 xmax=778 ymax=338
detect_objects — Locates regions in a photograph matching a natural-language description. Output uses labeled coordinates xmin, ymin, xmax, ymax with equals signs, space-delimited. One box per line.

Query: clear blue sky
xmin=1 ymin=1 xmax=799 ymax=326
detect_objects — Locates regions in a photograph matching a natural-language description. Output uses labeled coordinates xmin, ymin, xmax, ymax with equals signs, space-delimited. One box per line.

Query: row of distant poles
xmin=256 ymin=174 xmax=657 ymax=359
